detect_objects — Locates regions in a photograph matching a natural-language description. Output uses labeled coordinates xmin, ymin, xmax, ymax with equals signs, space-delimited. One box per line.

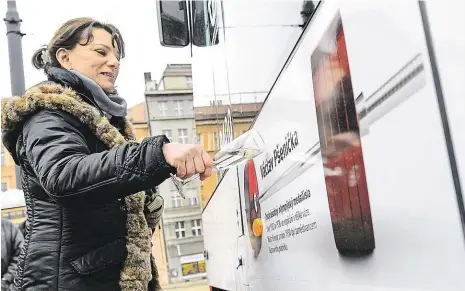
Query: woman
xmin=1 ymin=17 xmax=212 ymax=291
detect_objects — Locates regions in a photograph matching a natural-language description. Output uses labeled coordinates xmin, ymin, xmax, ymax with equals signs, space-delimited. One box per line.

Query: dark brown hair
xmin=32 ymin=17 xmax=125 ymax=71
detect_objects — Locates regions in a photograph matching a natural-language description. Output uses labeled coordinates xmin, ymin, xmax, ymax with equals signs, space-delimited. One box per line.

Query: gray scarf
xmin=69 ymin=69 xmax=127 ymax=118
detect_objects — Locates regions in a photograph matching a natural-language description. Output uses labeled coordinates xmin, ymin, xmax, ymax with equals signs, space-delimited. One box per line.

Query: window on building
xmin=208 ymin=133 xmax=213 ymax=150
xmin=162 ymin=129 xmax=172 ymax=141
xmin=213 ymin=132 xmax=218 ymax=150
xmin=159 ymin=101 xmax=168 ymax=116
xmin=178 ymin=129 xmax=188 ymax=144
xmin=186 ymin=76 xmax=193 ymax=89
xmin=175 ymin=221 xmax=186 ymax=238
xmin=196 ymin=133 xmax=202 ymax=145
xmin=172 ymin=194 xmax=182 ymax=208
xmin=191 ymin=219 xmax=202 ymax=236
xmin=189 ymin=197 xmax=198 ymax=206
xmin=175 ymin=100 xmax=184 ymax=116
xmin=207 ymin=133 xmax=212 ymax=151
xmin=1 ymin=183 xmax=7 ymax=192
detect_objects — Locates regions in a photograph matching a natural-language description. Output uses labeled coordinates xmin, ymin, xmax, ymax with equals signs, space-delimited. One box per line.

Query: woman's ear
xmin=56 ymin=48 xmax=71 ymax=69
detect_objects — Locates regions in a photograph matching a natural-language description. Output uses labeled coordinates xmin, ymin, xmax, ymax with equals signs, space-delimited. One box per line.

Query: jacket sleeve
xmin=1 ymin=220 xmax=23 ymax=287
xmin=22 ymin=110 xmax=176 ymax=207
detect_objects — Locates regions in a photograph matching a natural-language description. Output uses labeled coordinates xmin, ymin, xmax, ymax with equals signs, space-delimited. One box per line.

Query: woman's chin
xmin=98 ymin=82 xmax=115 ymax=93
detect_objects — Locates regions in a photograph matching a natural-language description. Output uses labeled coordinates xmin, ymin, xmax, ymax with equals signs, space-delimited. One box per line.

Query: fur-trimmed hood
xmin=2 ymin=81 xmax=131 ymax=163
xmin=1 ymin=82 xmax=159 ymax=291
xmin=2 ymin=81 xmax=133 ymax=163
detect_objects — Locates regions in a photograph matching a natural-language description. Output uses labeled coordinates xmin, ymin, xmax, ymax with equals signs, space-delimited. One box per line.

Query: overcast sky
xmin=1 ymin=0 xmax=310 ymax=109
xmin=0 ymin=0 xmax=192 ymax=108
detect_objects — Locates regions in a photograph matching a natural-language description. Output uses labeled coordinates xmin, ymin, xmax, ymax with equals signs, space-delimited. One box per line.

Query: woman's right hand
xmin=162 ymin=143 xmax=213 ymax=181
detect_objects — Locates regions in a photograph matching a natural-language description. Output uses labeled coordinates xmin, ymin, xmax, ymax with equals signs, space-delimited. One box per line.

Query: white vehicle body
xmin=157 ymin=1 xmax=465 ymax=290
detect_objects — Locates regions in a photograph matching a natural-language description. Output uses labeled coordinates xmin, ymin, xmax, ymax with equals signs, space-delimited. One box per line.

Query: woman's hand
xmin=162 ymin=143 xmax=213 ymax=181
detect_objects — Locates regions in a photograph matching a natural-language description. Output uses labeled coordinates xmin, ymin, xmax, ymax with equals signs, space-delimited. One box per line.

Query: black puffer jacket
xmin=1 ymin=218 xmax=24 ymax=291
xmin=1 ymin=69 xmax=176 ymax=291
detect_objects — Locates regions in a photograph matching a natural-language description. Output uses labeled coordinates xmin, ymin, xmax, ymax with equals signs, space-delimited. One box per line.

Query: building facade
xmin=1 ymin=142 xmax=17 ymax=191
xmin=127 ymin=102 xmax=150 ymax=141
xmin=144 ymin=64 xmax=206 ymax=283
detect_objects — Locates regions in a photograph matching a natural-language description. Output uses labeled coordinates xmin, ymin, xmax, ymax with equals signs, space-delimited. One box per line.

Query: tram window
xmin=157 ymin=1 xmax=190 ymax=47
xmin=192 ymin=0 xmax=220 ymax=47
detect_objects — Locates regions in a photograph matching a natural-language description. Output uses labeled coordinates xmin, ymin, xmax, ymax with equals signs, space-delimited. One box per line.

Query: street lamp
xmin=4 ymin=0 xmax=25 ymax=189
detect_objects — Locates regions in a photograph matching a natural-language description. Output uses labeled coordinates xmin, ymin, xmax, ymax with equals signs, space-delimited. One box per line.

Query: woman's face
xmin=57 ymin=28 xmax=120 ymax=92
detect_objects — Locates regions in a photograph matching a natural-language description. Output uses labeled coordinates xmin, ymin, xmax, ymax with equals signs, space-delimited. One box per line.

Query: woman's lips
xmin=101 ymin=72 xmax=115 ymax=80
